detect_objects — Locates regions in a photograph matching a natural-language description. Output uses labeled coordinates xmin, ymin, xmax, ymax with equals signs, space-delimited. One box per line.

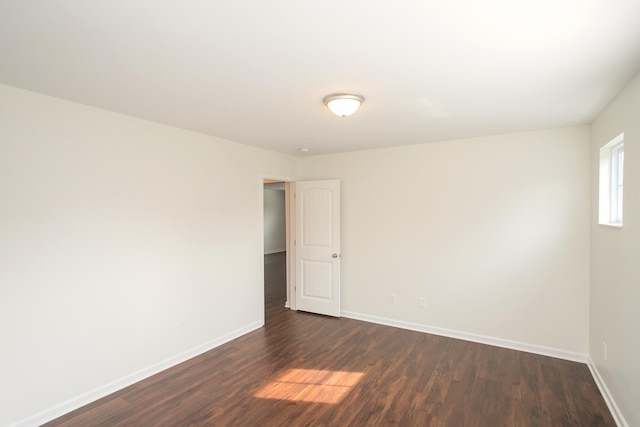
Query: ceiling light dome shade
xmin=323 ymin=93 xmax=364 ymax=117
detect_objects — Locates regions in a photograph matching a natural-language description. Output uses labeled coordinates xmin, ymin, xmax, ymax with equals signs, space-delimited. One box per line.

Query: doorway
xmin=262 ymin=178 xmax=292 ymax=324
xmin=261 ymin=177 xmax=341 ymax=321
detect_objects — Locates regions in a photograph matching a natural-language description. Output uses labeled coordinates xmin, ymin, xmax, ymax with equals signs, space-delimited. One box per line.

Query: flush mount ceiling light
xmin=323 ymin=93 xmax=364 ymax=117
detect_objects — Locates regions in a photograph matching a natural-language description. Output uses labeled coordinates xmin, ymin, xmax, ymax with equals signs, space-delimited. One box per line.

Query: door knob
xmin=332 ymin=253 xmax=339 ymax=258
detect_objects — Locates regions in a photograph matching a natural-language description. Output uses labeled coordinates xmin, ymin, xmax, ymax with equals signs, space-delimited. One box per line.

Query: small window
xmin=599 ymin=133 xmax=624 ymax=226
xmin=610 ymin=142 xmax=624 ymax=224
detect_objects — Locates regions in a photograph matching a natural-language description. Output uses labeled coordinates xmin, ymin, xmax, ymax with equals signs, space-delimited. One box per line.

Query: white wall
xmin=297 ymin=126 xmax=591 ymax=355
xmin=0 ymin=85 xmax=296 ymax=426
xmin=590 ymin=71 xmax=640 ymax=427
xmin=263 ymin=188 xmax=286 ymax=254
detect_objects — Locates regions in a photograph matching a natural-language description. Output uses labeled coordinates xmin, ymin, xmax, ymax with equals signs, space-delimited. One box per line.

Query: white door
xmin=294 ymin=180 xmax=341 ymax=317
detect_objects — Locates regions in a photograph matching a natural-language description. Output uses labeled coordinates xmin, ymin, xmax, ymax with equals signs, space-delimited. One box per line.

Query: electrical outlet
xmin=419 ymin=297 xmax=427 ymax=309
xmin=603 ymin=342 xmax=607 ymax=360
xmin=389 ymin=293 xmax=397 ymax=305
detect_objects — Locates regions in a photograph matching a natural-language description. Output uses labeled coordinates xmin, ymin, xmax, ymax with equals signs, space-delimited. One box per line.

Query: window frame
xmin=599 ymin=133 xmax=624 ymax=227
xmin=610 ymin=142 xmax=624 ymax=224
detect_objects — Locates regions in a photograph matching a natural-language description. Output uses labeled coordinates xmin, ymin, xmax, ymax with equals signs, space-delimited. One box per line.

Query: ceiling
xmin=2 ymin=1 xmax=640 ymax=156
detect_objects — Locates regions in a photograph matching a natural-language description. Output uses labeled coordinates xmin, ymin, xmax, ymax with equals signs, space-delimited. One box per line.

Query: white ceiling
xmin=2 ymin=1 xmax=640 ymax=156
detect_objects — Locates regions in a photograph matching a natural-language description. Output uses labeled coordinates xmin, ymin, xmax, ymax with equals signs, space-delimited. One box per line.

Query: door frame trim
xmin=260 ymin=174 xmax=296 ymax=321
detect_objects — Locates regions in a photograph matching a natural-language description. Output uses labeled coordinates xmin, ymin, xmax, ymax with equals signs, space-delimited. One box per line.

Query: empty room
xmin=1 ymin=1 xmax=639 ymax=426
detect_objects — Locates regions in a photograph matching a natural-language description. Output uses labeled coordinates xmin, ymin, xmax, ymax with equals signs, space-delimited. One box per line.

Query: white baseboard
xmin=341 ymin=311 xmax=629 ymax=424
xmin=341 ymin=310 xmax=587 ymax=363
xmin=264 ymin=248 xmax=286 ymax=255
xmin=14 ymin=313 xmax=621 ymax=427
xmin=587 ymin=357 xmax=628 ymax=427
xmin=10 ymin=321 xmax=264 ymax=427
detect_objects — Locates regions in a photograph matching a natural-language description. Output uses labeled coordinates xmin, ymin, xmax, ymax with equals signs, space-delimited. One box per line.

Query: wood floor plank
xmin=44 ymin=253 xmax=615 ymax=426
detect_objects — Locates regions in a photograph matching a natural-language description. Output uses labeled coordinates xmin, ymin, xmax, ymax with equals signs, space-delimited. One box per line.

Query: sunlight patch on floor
xmin=254 ymin=368 xmax=364 ymax=404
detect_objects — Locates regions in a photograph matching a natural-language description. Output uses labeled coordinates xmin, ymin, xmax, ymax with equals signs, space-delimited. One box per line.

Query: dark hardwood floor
xmin=45 ymin=252 xmax=614 ymax=426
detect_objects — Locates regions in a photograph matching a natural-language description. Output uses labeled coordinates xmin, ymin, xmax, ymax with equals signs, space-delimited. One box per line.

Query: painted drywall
xmin=0 ymin=84 xmax=296 ymax=426
xmin=263 ymin=188 xmax=286 ymax=254
xmin=590 ymin=70 xmax=640 ymax=427
xmin=297 ymin=126 xmax=591 ymax=354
